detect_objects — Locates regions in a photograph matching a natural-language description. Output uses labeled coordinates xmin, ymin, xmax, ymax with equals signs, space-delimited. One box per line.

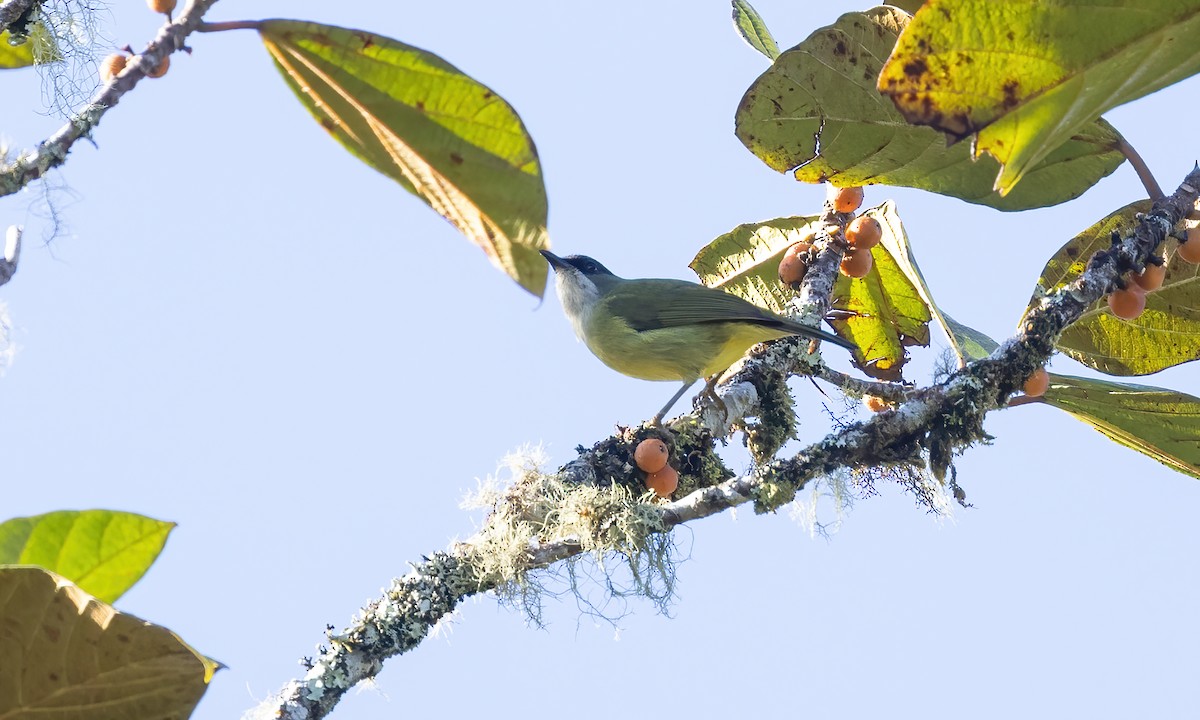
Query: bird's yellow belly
xmin=583 ymin=316 xmax=790 ymax=382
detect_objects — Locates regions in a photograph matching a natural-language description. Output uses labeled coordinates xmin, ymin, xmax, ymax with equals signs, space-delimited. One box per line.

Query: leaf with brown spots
xmin=735 ymin=7 xmax=1122 ymax=211
xmin=0 ymin=567 xmax=219 ymax=720
xmin=1040 ymin=373 xmax=1200 ymax=480
xmin=1025 ymin=199 xmax=1200 ymax=375
xmin=260 ymin=20 xmax=549 ymax=296
xmin=879 ymin=0 xmax=1200 ymax=195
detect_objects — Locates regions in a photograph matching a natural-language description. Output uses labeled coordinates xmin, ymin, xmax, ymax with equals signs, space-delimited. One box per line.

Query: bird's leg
xmin=652 ymin=380 xmax=696 ymax=426
xmin=699 ymin=374 xmax=728 ymax=418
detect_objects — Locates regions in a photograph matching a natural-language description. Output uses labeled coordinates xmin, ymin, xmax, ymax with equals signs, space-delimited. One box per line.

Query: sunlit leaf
xmin=878 ymin=0 xmax=1200 ymax=194
xmin=0 ymin=31 xmax=36 ymax=68
xmin=941 ymin=313 xmax=998 ymax=363
xmin=731 ymin=0 xmax=780 ymax=60
xmin=260 ymin=20 xmax=549 ymax=296
xmin=1041 ymin=373 xmax=1200 ymax=479
xmin=735 ymin=6 xmax=1123 ymax=211
xmin=689 ymin=214 xmax=822 ymax=315
xmin=0 ymin=20 xmax=63 ymax=69
xmin=689 ymin=208 xmax=931 ymax=380
xmin=1026 ymin=199 xmax=1200 ymax=375
xmin=871 ymin=200 xmax=985 ymax=367
xmin=0 ymin=510 xmax=173 ymax=604
xmin=829 ymin=203 xmax=931 ymax=381
xmin=0 ymin=567 xmax=218 ymax=720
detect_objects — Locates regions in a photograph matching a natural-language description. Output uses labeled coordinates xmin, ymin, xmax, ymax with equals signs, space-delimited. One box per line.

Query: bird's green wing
xmin=605 ymin=279 xmax=856 ymax=350
xmin=605 ymin=280 xmax=786 ymax=330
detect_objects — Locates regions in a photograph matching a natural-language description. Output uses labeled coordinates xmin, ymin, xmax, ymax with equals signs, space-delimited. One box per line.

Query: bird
xmin=541 ymin=250 xmax=856 ymax=423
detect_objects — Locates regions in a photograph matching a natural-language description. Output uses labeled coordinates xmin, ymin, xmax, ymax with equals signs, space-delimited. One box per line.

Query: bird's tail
xmin=779 ymin=318 xmax=857 ymax=351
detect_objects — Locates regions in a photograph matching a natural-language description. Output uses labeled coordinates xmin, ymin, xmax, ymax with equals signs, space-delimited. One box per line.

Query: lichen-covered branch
xmin=256 ymin=171 xmax=1200 ymax=720
xmin=0 ymin=0 xmax=40 ymax=35
xmin=0 ymin=0 xmax=222 ymax=197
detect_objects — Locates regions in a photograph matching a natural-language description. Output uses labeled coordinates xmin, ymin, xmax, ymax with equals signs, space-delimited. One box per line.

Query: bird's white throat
xmin=554 ymin=270 xmax=602 ymax=341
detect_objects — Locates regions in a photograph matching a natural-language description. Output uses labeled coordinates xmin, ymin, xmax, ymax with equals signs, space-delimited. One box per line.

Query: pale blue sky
xmin=4 ymin=2 xmax=1199 ymax=718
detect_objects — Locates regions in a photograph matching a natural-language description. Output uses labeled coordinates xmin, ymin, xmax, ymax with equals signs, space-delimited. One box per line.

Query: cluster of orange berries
xmin=634 ymin=438 xmax=677 ymax=498
xmin=98 ymin=0 xmax=177 ymax=83
xmin=100 ymin=51 xmax=169 ymax=81
xmin=777 ymin=185 xmax=881 ymax=287
xmin=1106 ymin=222 xmax=1200 ymax=321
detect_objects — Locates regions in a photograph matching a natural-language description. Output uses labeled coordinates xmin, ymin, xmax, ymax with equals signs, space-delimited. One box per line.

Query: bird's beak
xmin=540 ymin=249 xmax=568 ymax=271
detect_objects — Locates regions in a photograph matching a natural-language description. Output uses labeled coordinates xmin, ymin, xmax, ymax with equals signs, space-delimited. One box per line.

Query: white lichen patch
xmin=789 ymin=471 xmax=853 ymax=539
xmin=462 ymin=446 xmax=677 ymax=624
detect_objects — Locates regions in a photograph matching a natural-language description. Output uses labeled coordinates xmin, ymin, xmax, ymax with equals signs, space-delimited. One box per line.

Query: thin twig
xmin=815 ymin=364 xmax=911 ymax=402
xmin=0 ymin=0 xmax=224 ymax=197
xmin=196 ymin=19 xmax=262 ymax=32
xmin=1117 ymin=133 xmax=1164 ymax=202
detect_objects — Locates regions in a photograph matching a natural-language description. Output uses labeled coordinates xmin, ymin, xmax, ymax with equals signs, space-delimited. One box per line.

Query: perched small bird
xmin=542 ymin=250 xmax=856 ymax=422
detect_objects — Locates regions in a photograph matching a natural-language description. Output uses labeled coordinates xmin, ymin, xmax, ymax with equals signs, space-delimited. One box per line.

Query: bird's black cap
xmin=540 ymin=251 xmax=616 ymax=277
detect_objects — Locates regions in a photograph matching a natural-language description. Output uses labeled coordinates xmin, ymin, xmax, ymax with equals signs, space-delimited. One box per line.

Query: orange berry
xmin=633 ymin=438 xmax=669 ymax=474
xmin=1178 ymin=226 xmax=1200 ymax=263
xmin=830 ymin=185 xmax=864 ymax=214
xmin=1022 ymin=367 xmax=1049 ymax=398
xmin=645 ymin=466 xmax=679 ymax=498
xmin=99 ymin=53 xmax=127 ymax=83
xmin=1131 ymin=262 xmax=1165 ymax=292
xmin=147 ymin=0 xmax=176 ymax=14
xmin=1107 ymin=286 xmax=1146 ymax=320
xmin=778 ymin=241 xmax=811 ymax=285
xmin=839 ymin=248 xmax=873 ymax=278
xmin=863 ymin=395 xmax=889 ymax=412
xmin=145 ymin=54 xmax=170 ymax=78
xmin=845 ymin=216 xmax=882 ymax=250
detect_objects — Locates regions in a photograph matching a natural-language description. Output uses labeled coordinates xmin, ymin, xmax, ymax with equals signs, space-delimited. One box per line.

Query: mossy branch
xmin=254 ymin=166 xmax=1200 ymax=720
xmin=0 ymin=0 xmax=222 ymax=197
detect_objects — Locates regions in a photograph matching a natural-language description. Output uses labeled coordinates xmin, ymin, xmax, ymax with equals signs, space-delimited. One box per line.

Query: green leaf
xmin=870 ymin=200 xmax=986 ymax=367
xmin=878 ymin=0 xmax=1200 ymax=195
xmin=1041 ymin=373 xmax=1200 ymax=479
xmin=0 ymin=510 xmax=173 ymax=604
xmin=689 ymin=214 xmax=823 ymax=315
xmin=0 ymin=31 xmax=36 ymax=68
xmin=734 ymin=6 xmax=1123 ymax=211
xmin=689 ymin=207 xmax=933 ymax=381
xmin=941 ymin=313 xmax=998 ymax=363
xmin=829 ymin=203 xmax=931 ymax=381
xmin=260 ymin=20 xmax=549 ymax=296
xmin=884 ymin=0 xmax=925 ymax=13
xmin=731 ymin=0 xmax=780 ymax=60
xmin=1027 ymin=199 xmax=1200 ymax=376
xmin=0 ymin=567 xmax=218 ymax=720
xmin=0 ymin=20 xmax=63 ymax=69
